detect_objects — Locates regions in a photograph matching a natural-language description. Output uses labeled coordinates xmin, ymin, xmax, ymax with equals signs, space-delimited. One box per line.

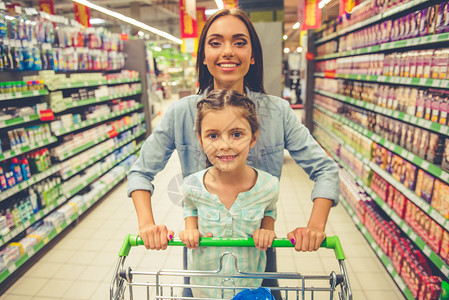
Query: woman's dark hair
xmin=196 ymin=8 xmax=265 ymax=94
xmin=196 ymin=89 xmax=259 ymax=138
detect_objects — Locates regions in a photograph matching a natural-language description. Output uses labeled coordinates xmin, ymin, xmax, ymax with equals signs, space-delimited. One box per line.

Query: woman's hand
xmin=139 ymin=224 xmax=174 ymax=250
xmin=253 ymin=228 xmax=277 ymax=251
xmin=287 ymin=226 xmax=326 ymax=252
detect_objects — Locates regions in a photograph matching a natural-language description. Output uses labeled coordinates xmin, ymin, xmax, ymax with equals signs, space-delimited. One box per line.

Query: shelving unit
xmin=314 ymin=121 xmax=449 ymax=279
xmin=0 ymin=68 xmax=149 ymax=285
xmin=309 ymin=0 xmax=449 ymax=297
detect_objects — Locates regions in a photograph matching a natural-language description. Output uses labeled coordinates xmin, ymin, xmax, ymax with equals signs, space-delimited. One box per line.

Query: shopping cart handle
xmin=120 ymin=234 xmax=345 ymax=260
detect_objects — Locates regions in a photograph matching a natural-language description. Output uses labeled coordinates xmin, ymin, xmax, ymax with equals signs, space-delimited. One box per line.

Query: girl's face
xmin=203 ymin=15 xmax=255 ymax=93
xmin=198 ymin=106 xmax=257 ymax=173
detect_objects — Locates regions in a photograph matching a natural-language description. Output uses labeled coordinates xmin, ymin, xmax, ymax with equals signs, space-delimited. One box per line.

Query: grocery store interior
xmin=1 ymin=0 xmax=449 ymax=299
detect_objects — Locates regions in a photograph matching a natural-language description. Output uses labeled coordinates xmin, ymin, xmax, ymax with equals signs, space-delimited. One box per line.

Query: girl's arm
xmin=132 ymin=190 xmax=174 ymax=250
xmin=179 ymin=217 xmax=201 ymax=249
xmin=253 ymin=216 xmax=276 ymax=251
xmin=287 ymin=197 xmax=332 ymax=251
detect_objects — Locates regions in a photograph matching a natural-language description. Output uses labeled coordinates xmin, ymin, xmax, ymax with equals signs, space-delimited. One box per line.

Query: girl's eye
xmin=232 ymin=132 xmax=242 ymax=138
xmin=208 ymin=133 xmax=218 ymax=139
xmin=234 ymin=40 xmax=247 ymax=47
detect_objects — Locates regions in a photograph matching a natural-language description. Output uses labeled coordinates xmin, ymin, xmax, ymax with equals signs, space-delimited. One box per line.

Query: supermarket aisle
xmin=0 ymin=151 xmax=404 ymax=299
xmin=1 ymin=104 xmax=404 ymax=299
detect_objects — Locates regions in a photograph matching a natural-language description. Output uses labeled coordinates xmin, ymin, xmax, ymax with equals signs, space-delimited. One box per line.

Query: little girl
xmin=179 ymin=89 xmax=279 ymax=298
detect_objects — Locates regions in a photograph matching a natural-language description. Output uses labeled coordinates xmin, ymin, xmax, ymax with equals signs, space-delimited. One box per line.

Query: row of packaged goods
xmin=316 ymin=78 xmax=449 ymax=126
xmin=315 ymin=94 xmax=449 ymax=168
xmin=0 ymin=156 xmax=137 ymax=274
xmin=313 ymin=109 xmax=449 ymax=220
xmin=317 ymin=49 xmax=449 ymax=79
xmin=0 ymin=114 xmax=143 ymax=194
xmin=317 ymin=1 xmax=449 ymax=56
xmin=339 ymin=167 xmax=443 ymax=300
xmin=0 ymin=148 xmax=51 ymax=191
xmin=0 ymin=8 xmax=125 ymax=72
xmin=0 ymin=131 xmax=140 ymax=239
xmin=319 ymin=0 xmax=438 ymax=39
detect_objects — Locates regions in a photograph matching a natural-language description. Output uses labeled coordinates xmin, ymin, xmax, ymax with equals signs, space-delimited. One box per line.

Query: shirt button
xmin=207 ymin=214 xmax=211 ymax=218
xmin=227 ymin=213 xmax=231 ymax=217
xmin=251 ymin=216 xmax=255 ymax=220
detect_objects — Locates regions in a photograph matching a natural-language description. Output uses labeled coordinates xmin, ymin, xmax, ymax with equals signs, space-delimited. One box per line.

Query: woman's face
xmin=203 ymin=15 xmax=255 ymax=93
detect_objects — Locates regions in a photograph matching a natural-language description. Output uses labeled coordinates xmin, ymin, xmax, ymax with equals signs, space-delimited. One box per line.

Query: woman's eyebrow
xmin=206 ymin=33 xmax=249 ymax=39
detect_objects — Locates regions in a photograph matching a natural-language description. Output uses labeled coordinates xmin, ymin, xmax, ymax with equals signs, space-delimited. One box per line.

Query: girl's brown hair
xmin=196 ymin=89 xmax=259 ymax=139
xmin=196 ymin=8 xmax=265 ymax=94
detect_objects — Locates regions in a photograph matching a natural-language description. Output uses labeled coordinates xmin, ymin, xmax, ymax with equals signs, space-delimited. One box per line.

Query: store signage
xmin=38 ymin=0 xmax=54 ymax=15
xmin=223 ymin=0 xmax=238 ymax=9
xmin=301 ymin=0 xmax=321 ymax=30
xmin=340 ymin=0 xmax=357 ymax=15
xmin=197 ymin=7 xmax=206 ymax=35
xmin=180 ymin=0 xmax=198 ymax=38
xmin=74 ymin=2 xmax=90 ymax=27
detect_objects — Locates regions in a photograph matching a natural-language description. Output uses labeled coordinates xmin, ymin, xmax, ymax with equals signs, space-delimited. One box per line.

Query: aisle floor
xmin=1 ymin=108 xmax=405 ymax=300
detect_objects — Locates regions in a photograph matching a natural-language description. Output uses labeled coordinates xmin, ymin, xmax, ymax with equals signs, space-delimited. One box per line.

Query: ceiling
xmin=22 ymin=0 xmax=339 ymax=49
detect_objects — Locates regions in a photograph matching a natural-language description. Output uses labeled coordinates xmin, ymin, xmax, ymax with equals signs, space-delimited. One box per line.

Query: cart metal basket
xmin=110 ymin=234 xmax=352 ymax=300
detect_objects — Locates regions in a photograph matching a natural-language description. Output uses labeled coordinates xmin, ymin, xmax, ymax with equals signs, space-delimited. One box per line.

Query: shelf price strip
xmin=0 ymin=89 xmax=48 ymax=101
xmin=53 ymin=104 xmax=143 ymax=136
xmin=316 ymin=32 xmax=449 ymax=61
xmin=0 ymin=137 xmax=58 ymax=161
xmin=338 ymin=195 xmax=414 ymax=299
xmin=0 ymin=171 xmax=127 ymax=284
xmin=314 ymin=121 xmax=449 ymax=278
xmin=315 ymin=105 xmax=449 ymax=187
xmin=0 ymin=114 xmax=40 ymax=129
xmin=47 ymin=77 xmax=141 ymax=91
xmin=315 ymin=0 xmax=430 ymax=45
xmin=314 ymin=89 xmax=449 ymax=136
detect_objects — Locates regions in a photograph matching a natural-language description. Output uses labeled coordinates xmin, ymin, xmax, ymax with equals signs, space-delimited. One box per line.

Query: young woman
xmin=127 ymin=8 xmax=339 ymax=298
xmin=179 ymin=89 xmax=278 ymax=298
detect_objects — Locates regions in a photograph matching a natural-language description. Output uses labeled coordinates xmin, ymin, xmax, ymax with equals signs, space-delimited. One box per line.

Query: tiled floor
xmin=0 ymin=107 xmax=405 ymax=299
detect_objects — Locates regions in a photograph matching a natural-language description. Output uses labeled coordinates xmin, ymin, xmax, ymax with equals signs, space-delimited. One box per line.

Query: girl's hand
xmin=139 ymin=224 xmax=174 ymax=250
xmin=253 ymin=229 xmax=276 ymax=251
xmin=287 ymin=226 xmax=326 ymax=252
xmin=179 ymin=230 xmax=213 ymax=249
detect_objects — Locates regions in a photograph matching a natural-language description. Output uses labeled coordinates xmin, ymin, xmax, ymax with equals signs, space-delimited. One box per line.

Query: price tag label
xmin=432 ymin=35 xmax=439 ymax=42
xmin=393 ymin=111 xmax=399 ymax=118
xmin=43 ymin=237 xmax=49 ymax=244
xmin=443 ymin=80 xmax=449 ymax=88
xmin=420 ymin=78 xmax=427 ymax=85
xmin=421 ymin=160 xmax=429 ymax=170
xmin=432 ymin=79 xmax=441 ymax=87
xmin=411 ymin=116 xmax=418 ymax=124
xmin=409 ymin=231 xmax=417 ymax=242
xmin=8 ymin=265 xmax=17 ymax=274
xmin=387 ymin=264 xmax=394 ymax=273
xmin=441 ymin=171 xmax=449 ymax=182
xmin=421 ymin=201 xmax=430 ymax=212
xmin=395 ymin=275 xmax=406 ymax=291
xmin=430 ymin=209 xmax=446 ymax=226
xmin=377 ymin=248 xmax=383 ymax=257
xmin=66 ymin=83 xmax=72 ymax=88
xmin=378 ymin=76 xmax=386 ymax=82
xmin=440 ymin=126 xmax=449 ymax=135
xmin=423 ymin=245 xmax=432 ymax=257
xmin=84 ymin=82 xmax=89 ymax=86
xmin=403 ymin=115 xmax=411 ymax=122
xmin=406 ymin=40 xmax=413 ymax=46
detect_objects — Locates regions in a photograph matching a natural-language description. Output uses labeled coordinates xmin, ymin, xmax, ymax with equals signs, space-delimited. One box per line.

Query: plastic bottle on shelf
xmin=5 ymin=171 xmax=16 ymax=189
xmin=20 ymin=158 xmax=31 ymax=180
xmin=11 ymin=203 xmax=21 ymax=227
xmin=10 ymin=157 xmax=23 ymax=183
xmin=28 ymin=188 xmax=39 ymax=214
xmin=5 ymin=208 xmax=14 ymax=231
xmin=0 ymin=165 xmax=7 ymax=191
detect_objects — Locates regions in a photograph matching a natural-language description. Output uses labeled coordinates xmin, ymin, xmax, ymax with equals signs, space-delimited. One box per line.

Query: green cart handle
xmin=119 ymin=234 xmax=346 ymax=260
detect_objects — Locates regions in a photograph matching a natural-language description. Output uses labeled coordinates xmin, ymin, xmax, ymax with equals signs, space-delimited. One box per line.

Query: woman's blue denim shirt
xmin=127 ymin=89 xmax=340 ymax=205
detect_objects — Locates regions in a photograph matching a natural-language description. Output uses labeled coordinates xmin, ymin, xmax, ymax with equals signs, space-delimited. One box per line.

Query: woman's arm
xmin=132 ymin=190 xmax=174 ymax=250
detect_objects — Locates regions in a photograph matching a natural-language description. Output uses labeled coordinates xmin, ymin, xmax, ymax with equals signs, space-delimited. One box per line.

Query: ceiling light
xmin=205 ymin=9 xmax=219 ymax=16
xmin=215 ymin=0 xmax=224 ymax=9
xmin=296 ymin=47 xmax=303 ymax=53
xmin=90 ymin=18 xmax=105 ymax=25
xmin=292 ymin=22 xmax=300 ymax=30
xmin=72 ymin=0 xmax=182 ymax=44
xmin=283 ymin=35 xmax=288 ymax=40
xmin=284 ymin=48 xmax=290 ymax=54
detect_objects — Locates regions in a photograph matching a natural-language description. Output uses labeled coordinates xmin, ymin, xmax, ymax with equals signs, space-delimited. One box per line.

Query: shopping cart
xmin=110 ymin=234 xmax=352 ymax=300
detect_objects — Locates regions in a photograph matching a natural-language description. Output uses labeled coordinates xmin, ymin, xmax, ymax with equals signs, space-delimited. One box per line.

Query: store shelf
xmin=0 ymin=137 xmax=58 ymax=161
xmin=315 ymin=125 xmax=449 ymax=279
xmin=55 ymin=117 xmax=144 ymax=161
xmin=316 ymin=32 xmax=449 ymax=60
xmin=63 ymin=141 xmax=142 ymax=199
xmin=338 ymin=195 xmax=415 ymax=299
xmin=53 ymin=104 xmax=143 ymax=136
xmin=0 ymin=171 xmax=127 ymax=284
xmin=53 ymin=89 xmax=142 ymax=113
xmin=46 ymin=77 xmax=140 ymax=91
xmin=333 ymin=73 xmax=449 ymax=89
xmin=315 ymin=89 xmax=449 ymax=136
xmin=0 ymin=89 xmax=48 ymax=101
xmin=0 ymin=165 xmax=62 ymax=202
xmin=315 ymin=105 xmax=449 ymax=186
xmin=315 ymin=0 xmax=429 ymax=45
xmin=61 ymin=129 xmax=145 ymax=180
xmin=0 ymin=114 xmax=41 ymax=129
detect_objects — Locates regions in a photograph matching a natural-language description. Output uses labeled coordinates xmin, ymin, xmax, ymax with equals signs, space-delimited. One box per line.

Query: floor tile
xmin=63 ymin=281 xmax=98 ymax=299
xmin=53 ymin=263 xmax=87 ymax=280
xmin=25 ymin=262 xmax=63 ymax=279
xmin=8 ymin=277 xmax=47 ymax=296
xmin=35 ymin=278 xmax=72 ymax=298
